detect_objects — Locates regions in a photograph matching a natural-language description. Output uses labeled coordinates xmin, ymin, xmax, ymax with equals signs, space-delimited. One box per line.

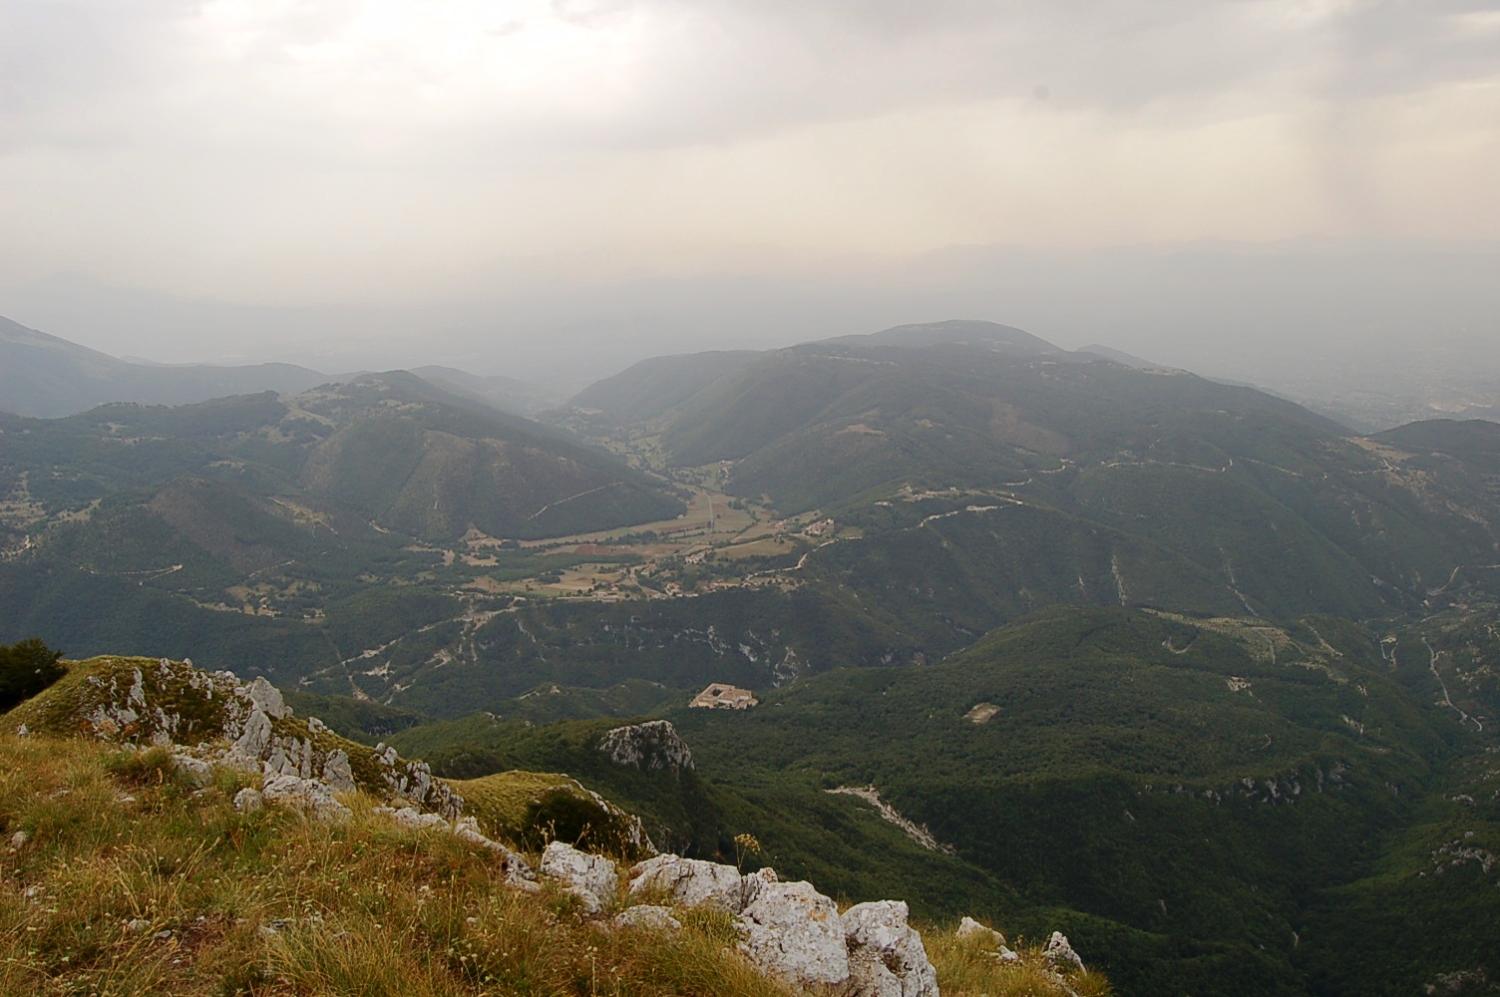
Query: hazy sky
xmin=1 ymin=1 xmax=1498 ymax=379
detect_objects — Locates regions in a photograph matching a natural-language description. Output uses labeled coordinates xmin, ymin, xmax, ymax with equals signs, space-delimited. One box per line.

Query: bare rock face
xmin=840 ymin=901 xmax=940 ymax=997
xmin=1044 ymin=931 xmax=1085 ymax=972
xmin=598 ymin=720 xmax=694 ymax=773
xmin=736 ymin=870 xmax=849 ymax=988
xmin=261 ymin=773 xmax=351 ymax=821
xmin=627 ymin=854 xmax=745 ymax=911
xmin=8 ymin=653 xmax=466 ymax=822
xmin=373 ymin=742 xmax=462 ymax=818
xmin=613 ymin=905 xmax=682 ymax=932
xmin=540 ymin=841 xmax=620 ymax=914
xmin=243 ymin=677 xmax=287 ymax=720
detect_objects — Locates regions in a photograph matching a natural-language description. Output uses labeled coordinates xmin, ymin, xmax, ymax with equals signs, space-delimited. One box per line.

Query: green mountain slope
xmin=0 ymin=374 xmax=683 ymax=679
xmin=570 ymin=350 xmax=760 ymax=424
xmin=570 ymin=324 xmax=1500 ymax=636
xmin=391 ymin=606 xmax=1496 ymax=996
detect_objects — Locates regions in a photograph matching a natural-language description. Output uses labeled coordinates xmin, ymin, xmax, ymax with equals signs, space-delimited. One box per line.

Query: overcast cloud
xmin=0 ymin=1 xmax=1496 ymax=380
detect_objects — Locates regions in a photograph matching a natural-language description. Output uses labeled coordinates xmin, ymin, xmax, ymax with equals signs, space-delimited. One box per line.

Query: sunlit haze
xmin=2 ymin=1 xmax=1497 ymax=386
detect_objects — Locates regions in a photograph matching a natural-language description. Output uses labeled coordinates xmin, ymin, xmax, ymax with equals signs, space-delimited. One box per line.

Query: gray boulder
xmin=380 ymin=806 xmax=448 ymax=831
xmin=627 ymin=854 xmax=745 ymax=911
xmin=541 ymin=841 xmax=619 ymax=914
xmin=736 ymin=870 xmax=849 ymax=987
xmin=841 ymin=901 xmax=940 ymax=997
xmin=598 ymin=720 xmax=694 ymax=773
xmin=243 ymin=676 xmax=288 ymax=720
xmin=1044 ymin=930 xmax=1085 ymax=972
xmin=261 ymin=774 xmax=350 ymax=821
xmin=956 ymin=915 xmax=1005 ymax=948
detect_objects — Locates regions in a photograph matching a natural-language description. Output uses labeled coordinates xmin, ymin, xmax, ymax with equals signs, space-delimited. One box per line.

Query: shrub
xmin=0 ymin=637 xmax=65 ymax=712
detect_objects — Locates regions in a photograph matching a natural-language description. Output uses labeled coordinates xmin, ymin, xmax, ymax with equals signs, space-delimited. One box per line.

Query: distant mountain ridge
xmin=0 ymin=315 xmax=556 ymax=421
xmin=567 ymin=319 xmax=1500 ymax=630
xmin=0 ymin=315 xmax=332 ymax=418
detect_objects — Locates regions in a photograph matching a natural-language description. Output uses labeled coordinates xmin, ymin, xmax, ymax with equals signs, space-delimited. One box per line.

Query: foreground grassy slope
xmin=0 ymin=733 xmax=1108 ymax=996
xmin=0 ymin=734 xmax=798 ymax=996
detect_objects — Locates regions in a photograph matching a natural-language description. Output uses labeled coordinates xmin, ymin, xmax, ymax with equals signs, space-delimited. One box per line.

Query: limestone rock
xmin=321 ymin=749 xmax=356 ymax=793
xmin=627 ymin=854 xmax=745 ymax=911
xmin=9 ymin=830 xmax=30 ymax=850
xmin=229 ymin=708 xmax=274 ymax=763
xmin=598 ymin=720 xmax=694 ymax=773
xmin=1044 ymin=931 xmax=1085 ymax=972
xmin=613 ymin=905 xmax=683 ymax=932
xmin=736 ymin=871 xmax=849 ymax=987
xmin=381 ymin=806 xmax=448 ymax=831
xmin=170 ymin=753 xmax=213 ymax=788
xmin=243 ymin=677 xmax=288 ymax=720
xmin=841 ymin=901 xmax=939 ymax=997
xmin=261 ymin=774 xmax=350 ymax=821
xmin=373 ymin=744 xmax=463 ymax=819
xmin=233 ymin=788 xmax=264 ymax=813
xmin=956 ymin=915 xmax=1005 ymax=947
xmin=541 ymin=841 xmax=619 ymax=914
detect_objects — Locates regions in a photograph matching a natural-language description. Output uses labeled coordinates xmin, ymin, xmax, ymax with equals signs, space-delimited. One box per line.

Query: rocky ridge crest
xmin=5 ymin=655 xmax=1092 ymax=995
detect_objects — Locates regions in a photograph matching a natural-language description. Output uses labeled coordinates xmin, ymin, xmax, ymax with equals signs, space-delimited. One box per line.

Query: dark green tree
xmin=0 ymin=638 xmax=65 ymax=712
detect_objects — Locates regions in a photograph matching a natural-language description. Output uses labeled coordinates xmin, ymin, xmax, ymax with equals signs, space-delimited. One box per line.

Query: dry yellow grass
xmin=0 ymin=735 xmax=794 ymax=996
xmin=924 ymin=931 xmax=1112 ymax=997
xmin=0 ymin=733 xmax=1108 ymax=996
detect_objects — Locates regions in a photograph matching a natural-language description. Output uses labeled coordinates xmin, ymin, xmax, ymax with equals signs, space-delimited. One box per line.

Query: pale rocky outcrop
xmin=20 ymin=654 xmax=465 ymax=819
xmin=1044 ymin=931 xmax=1085 ymax=972
xmin=840 ymin=900 xmax=940 ymax=997
xmin=627 ymin=855 xmax=941 ymax=995
xmin=380 ymin=806 xmax=449 ymax=832
xmin=956 ymin=915 xmax=1005 ymax=947
xmin=736 ymin=869 xmax=849 ymax=987
xmin=261 ymin=773 xmax=351 ymax=821
xmin=627 ymin=854 xmax=745 ymax=911
xmin=613 ymin=905 xmax=682 ymax=932
xmin=218 ymin=676 xmax=459 ymax=817
xmin=598 ymin=720 xmax=694 ymax=773
xmin=540 ymin=841 xmax=619 ymax=914
xmin=243 ymin=676 xmax=287 ymax=720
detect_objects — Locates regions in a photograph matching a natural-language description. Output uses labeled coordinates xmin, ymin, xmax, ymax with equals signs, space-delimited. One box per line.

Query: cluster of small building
xmin=689 ymin=683 xmax=759 ymax=710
